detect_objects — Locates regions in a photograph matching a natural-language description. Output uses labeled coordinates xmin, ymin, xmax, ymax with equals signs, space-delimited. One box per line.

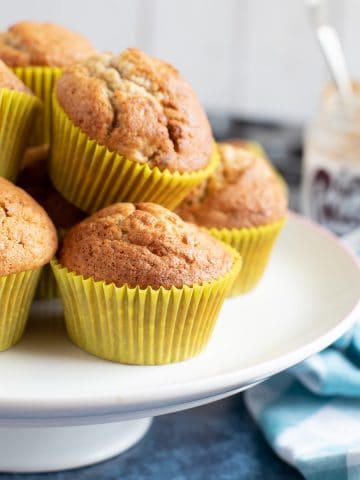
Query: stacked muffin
xmin=0 ymin=21 xmax=97 ymax=149
xmin=53 ymin=203 xmax=240 ymax=364
xmin=50 ymin=48 xmax=218 ymax=211
xmin=176 ymin=142 xmax=287 ymax=294
xmin=0 ymin=20 xmax=286 ymax=364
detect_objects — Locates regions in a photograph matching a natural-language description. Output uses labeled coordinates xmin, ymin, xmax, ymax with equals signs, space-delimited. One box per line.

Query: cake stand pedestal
xmin=0 ymin=419 xmax=152 ymax=473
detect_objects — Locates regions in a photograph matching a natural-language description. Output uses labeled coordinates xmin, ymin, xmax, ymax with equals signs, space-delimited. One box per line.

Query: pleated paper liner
xmin=49 ymin=95 xmax=219 ymax=213
xmin=0 ymin=89 xmax=40 ymax=181
xmin=35 ymin=229 xmax=67 ymax=301
xmin=36 ymin=264 xmax=59 ymax=300
xmin=51 ymin=249 xmax=242 ymax=365
xmin=0 ymin=268 xmax=41 ymax=351
xmin=209 ymin=218 xmax=286 ymax=295
xmin=13 ymin=67 xmax=62 ymax=147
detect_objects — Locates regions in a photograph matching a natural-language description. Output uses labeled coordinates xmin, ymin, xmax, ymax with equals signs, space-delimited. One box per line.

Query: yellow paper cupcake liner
xmin=209 ymin=218 xmax=286 ymax=295
xmin=0 ymin=268 xmax=41 ymax=351
xmin=49 ymin=95 xmax=219 ymax=213
xmin=13 ymin=67 xmax=62 ymax=147
xmin=0 ymin=88 xmax=40 ymax=181
xmin=35 ymin=264 xmax=59 ymax=301
xmin=51 ymin=249 xmax=241 ymax=365
xmin=35 ymin=229 xmax=68 ymax=301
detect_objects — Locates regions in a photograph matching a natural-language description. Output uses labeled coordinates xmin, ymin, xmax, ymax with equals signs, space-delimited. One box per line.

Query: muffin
xmin=0 ymin=21 xmax=97 ymax=147
xmin=17 ymin=157 xmax=85 ymax=299
xmin=0 ymin=177 xmax=57 ymax=350
xmin=176 ymin=142 xmax=288 ymax=294
xmin=50 ymin=48 xmax=218 ymax=213
xmin=0 ymin=21 xmax=97 ymax=67
xmin=0 ymin=59 xmax=40 ymax=180
xmin=52 ymin=203 xmax=241 ymax=364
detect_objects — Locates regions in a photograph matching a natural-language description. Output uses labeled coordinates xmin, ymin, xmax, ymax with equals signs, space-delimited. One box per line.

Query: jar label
xmin=302 ymin=152 xmax=360 ymax=236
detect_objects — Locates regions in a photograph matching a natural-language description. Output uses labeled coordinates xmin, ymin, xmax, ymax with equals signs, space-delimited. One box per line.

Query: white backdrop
xmin=1 ymin=0 xmax=359 ymax=122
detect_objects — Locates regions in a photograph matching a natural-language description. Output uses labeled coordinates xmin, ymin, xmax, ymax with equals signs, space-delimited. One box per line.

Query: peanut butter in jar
xmin=302 ymin=82 xmax=360 ymax=235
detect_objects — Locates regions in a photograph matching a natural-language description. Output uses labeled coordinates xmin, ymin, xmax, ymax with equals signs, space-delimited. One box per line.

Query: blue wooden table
xmin=0 ymin=395 xmax=302 ymax=480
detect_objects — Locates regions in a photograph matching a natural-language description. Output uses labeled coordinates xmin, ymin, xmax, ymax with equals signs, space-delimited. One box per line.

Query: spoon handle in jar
xmin=307 ymin=0 xmax=353 ymax=104
xmin=317 ymin=25 xmax=353 ymax=103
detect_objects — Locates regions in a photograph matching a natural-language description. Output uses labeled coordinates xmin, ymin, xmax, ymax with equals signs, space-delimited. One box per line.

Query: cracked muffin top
xmin=0 ymin=21 xmax=97 ymax=67
xmin=56 ymin=49 xmax=213 ymax=173
xmin=176 ymin=142 xmax=288 ymax=229
xmin=0 ymin=177 xmax=57 ymax=276
xmin=59 ymin=202 xmax=233 ymax=289
xmin=0 ymin=59 xmax=33 ymax=94
xmin=17 ymin=156 xmax=86 ymax=230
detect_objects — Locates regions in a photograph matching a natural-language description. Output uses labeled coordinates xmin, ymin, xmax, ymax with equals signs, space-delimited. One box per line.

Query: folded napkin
xmin=244 ymin=228 xmax=360 ymax=480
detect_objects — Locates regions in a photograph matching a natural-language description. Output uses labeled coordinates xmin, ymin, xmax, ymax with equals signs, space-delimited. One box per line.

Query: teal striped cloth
xmin=245 ymin=229 xmax=360 ymax=480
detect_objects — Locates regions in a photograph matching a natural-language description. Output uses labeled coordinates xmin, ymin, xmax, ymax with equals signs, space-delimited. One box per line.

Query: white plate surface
xmin=0 ymin=213 xmax=359 ymax=422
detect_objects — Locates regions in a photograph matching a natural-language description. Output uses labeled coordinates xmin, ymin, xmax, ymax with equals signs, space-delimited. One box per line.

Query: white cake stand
xmin=0 ymin=213 xmax=359 ymax=473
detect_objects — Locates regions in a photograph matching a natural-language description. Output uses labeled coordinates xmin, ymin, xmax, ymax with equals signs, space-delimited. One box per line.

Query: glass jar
xmin=302 ymin=85 xmax=360 ymax=236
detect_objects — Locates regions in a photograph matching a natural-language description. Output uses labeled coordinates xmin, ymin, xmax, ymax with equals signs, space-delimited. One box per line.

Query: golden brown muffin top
xmin=56 ymin=49 xmax=213 ymax=173
xmin=0 ymin=177 xmax=58 ymax=276
xmin=176 ymin=143 xmax=288 ymax=228
xmin=59 ymin=203 xmax=233 ymax=289
xmin=0 ymin=21 xmax=97 ymax=67
xmin=0 ymin=59 xmax=32 ymax=94
xmin=17 ymin=156 xmax=85 ymax=229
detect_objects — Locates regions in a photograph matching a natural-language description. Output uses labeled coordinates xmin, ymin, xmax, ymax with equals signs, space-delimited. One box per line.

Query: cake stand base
xmin=0 ymin=417 xmax=152 ymax=473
